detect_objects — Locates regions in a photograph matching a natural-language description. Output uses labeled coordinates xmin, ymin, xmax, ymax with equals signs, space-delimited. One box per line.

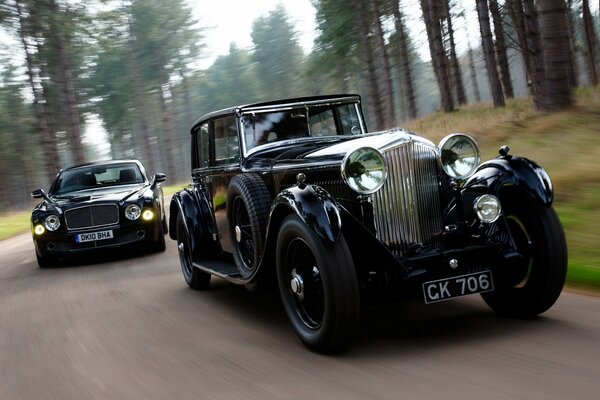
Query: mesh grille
xmin=372 ymin=141 xmax=443 ymax=257
xmin=65 ymin=205 xmax=119 ymax=230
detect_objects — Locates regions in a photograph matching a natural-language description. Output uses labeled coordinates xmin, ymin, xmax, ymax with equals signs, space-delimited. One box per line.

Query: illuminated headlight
xmin=142 ymin=209 xmax=154 ymax=221
xmin=474 ymin=194 xmax=502 ymax=223
xmin=438 ymin=134 xmax=480 ymax=180
xmin=44 ymin=215 xmax=61 ymax=231
xmin=341 ymin=147 xmax=388 ymax=194
xmin=34 ymin=225 xmax=46 ymax=235
xmin=125 ymin=204 xmax=141 ymax=220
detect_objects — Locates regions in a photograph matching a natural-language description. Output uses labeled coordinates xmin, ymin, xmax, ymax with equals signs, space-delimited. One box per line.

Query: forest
xmin=0 ymin=0 xmax=599 ymax=210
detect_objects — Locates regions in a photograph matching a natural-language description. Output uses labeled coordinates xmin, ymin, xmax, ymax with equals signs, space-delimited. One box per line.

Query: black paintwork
xmin=31 ymin=159 xmax=166 ymax=260
xmin=170 ymin=94 xmax=556 ymax=298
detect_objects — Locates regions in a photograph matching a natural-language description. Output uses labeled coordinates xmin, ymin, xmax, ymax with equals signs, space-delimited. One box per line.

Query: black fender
xmin=254 ymin=184 xmax=342 ymax=276
xmin=464 ymin=155 xmax=554 ymax=207
xmin=169 ymin=187 xmax=216 ymax=260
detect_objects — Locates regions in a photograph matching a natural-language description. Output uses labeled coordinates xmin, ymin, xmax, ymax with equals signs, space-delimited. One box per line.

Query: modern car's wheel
xmin=36 ymin=252 xmax=58 ymax=268
xmin=152 ymin=221 xmax=166 ymax=252
xmin=227 ymin=174 xmax=271 ymax=278
xmin=276 ymin=214 xmax=360 ymax=353
xmin=176 ymin=213 xmax=210 ymax=290
xmin=482 ymin=196 xmax=567 ymax=317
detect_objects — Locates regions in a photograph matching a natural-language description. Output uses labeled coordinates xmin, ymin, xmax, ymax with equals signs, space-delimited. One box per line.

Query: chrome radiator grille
xmin=372 ymin=141 xmax=443 ymax=257
xmin=65 ymin=205 xmax=119 ymax=230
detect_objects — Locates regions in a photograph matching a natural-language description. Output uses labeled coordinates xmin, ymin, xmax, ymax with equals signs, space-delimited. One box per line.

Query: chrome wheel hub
xmin=178 ymin=242 xmax=185 ymax=255
xmin=235 ymin=225 xmax=242 ymax=243
xmin=290 ymin=269 xmax=304 ymax=301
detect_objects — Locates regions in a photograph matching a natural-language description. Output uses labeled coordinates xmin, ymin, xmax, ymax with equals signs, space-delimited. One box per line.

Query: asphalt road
xmin=1 ymin=232 xmax=599 ymax=400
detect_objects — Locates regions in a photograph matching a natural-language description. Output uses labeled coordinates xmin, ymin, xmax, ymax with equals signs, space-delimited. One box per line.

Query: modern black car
xmin=31 ymin=159 xmax=167 ymax=268
xmin=170 ymin=95 xmax=567 ymax=353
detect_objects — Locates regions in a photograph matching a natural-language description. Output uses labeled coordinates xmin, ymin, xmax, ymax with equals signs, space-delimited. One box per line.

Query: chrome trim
xmin=372 ymin=140 xmax=443 ymax=257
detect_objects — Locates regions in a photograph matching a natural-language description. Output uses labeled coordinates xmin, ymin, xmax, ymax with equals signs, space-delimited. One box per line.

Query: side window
xmin=214 ymin=116 xmax=239 ymax=166
xmin=195 ymin=123 xmax=210 ymax=169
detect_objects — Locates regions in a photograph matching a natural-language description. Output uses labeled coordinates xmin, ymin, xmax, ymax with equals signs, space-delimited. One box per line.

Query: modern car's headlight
xmin=438 ymin=133 xmax=480 ymax=180
xmin=44 ymin=215 xmax=61 ymax=231
xmin=125 ymin=204 xmax=141 ymax=220
xmin=341 ymin=147 xmax=388 ymax=194
xmin=142 ymin=209 xmax=154 ymax=221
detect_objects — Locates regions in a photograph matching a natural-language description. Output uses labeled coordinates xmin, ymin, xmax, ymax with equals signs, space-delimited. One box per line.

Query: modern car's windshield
xmin=53 ymin=163 xmax=144 ymax=194
xmin=242 ymin=102 xmax=363 ymax=153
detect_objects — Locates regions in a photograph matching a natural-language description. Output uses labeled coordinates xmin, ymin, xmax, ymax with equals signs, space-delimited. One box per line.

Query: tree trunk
xmin=565 ymin=0 xmax=579 ymax=88
xmin=475 ymin=0 xmax=505 ymax=107
xmin=48 ymin=0 xmax=85 ymax=165
xmin=15 ymin=0 xmax=60 ymax=183
xmin=489 ymin=0 xmax=514 ymax=98
xmin=467 ymin=43 xmax=482 ymax=102
xmin=353 ymin=0 xmax=384 ymax=129
xmin=370 ymin=0 xmax=395 ymax=128
xmin=159 ymin=85 xmax=176 ymax=180
xmin=582 ymin=0 xmax=599 ymax=85
xmin=442 ymin=0 xmax=467 ymax=105
xmin=523 ymin=0 xmax=545 ymax=109
xmin=506 ymin=0 xmax=534 ymax=95
xmin=392 ymin=3 xmax=417 ymax=120
xmin=421 ymin=0 xmax=454 ymax=112
xmin=538 ymin=0 xmax=573 ymax=110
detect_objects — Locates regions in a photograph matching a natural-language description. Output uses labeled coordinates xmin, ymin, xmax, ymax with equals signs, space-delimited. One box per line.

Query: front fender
xmin=169 ymin=187 xmax=216 ymax=259
xmin=465 ymin=156 xmax=554 ymax=206
xmin=268 ymin=184 xmax=342 ymax=244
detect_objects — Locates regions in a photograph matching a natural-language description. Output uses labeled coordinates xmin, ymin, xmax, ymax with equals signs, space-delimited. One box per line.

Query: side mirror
xmin=31 ymin=189 xmax=45 ymax=199
xmin=151 ymin=173 xmax=166 ymax=189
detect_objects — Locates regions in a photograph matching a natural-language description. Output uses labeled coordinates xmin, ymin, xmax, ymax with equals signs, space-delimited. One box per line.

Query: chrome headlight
xmin=474 ymin=194 xmax=502 ymax=223
xmin=44 ymin=215 xmax=61 ymax=231
xmin=438 ymin=134 xmax=480 ymax=180
xmin=341 ymin=147 xmax=388 ymax=194
xmin=125 ymin=204 xmax=141 ymax=220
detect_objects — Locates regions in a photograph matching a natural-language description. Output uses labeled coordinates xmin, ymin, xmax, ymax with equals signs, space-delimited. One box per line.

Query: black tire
xmin=36 ymin=252 xmax=59 ymax=268
xmin=227 ymin=174 xmax=271 ymax=278
xmin=482 ymin=197 xmax=567 ymax=317
xmin=152 ymin=222 xmax=166 ymax=252
xmin=176 ymin=213 xmax=210 ymax=290
xmin=276 ymin=214 xmax=360 ymax=353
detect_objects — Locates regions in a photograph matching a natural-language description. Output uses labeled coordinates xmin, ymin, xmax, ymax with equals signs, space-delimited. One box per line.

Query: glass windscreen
xmin=53 ymin=163 xmax=144 ymax=194
xmin=242 ymin=102 xmax=363 ymax=153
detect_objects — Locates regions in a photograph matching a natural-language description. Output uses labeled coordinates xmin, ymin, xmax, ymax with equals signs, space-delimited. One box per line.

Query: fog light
xmin=474 ymin=194 xmax=501 ymax=223
xmin=34 ymin=225 xmax=45 ymax=235
xmin=142 ymin=209 xmax=154 ymax=221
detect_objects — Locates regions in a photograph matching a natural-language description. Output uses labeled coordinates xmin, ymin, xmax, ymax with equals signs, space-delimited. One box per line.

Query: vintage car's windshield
xmin=53 ymin=163 xmax=144 ymax=194
xmin=242 ymin=102 xmax=363 ymax=153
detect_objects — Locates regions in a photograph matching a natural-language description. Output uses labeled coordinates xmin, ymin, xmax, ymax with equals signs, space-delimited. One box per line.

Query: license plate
xmin=423 ymin=270 xmax=494 ymax=304
xmin=75 ymin=230 xmax=114 ymax=243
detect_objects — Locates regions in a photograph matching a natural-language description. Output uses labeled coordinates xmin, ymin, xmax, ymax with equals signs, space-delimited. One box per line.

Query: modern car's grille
xmin=65 ymin=205 xmax=119 ymax=230
xmin=372 ymin=140 xmax=444 ymax=257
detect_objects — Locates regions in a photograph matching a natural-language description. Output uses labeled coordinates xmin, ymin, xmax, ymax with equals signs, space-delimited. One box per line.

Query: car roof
xmin=191 ymin=94 xmax=361 ymax=130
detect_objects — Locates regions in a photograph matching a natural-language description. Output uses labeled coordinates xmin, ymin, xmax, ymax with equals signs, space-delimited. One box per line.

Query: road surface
xmin=1 ymin=232 xmax=598 ymax=399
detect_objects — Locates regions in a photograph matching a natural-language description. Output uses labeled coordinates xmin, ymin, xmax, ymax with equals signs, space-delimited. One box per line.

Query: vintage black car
xmin=170 ymin=95 xmax=567 ymax=353
xmin=31 ymin=160 xmax=167 ymax=268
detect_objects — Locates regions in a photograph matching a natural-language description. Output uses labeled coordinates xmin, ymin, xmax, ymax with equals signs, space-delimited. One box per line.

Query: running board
xmin=192 ymin=260 xmax=246 ymax=284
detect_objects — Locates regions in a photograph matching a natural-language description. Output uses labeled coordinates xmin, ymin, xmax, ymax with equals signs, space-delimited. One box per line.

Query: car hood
xmin=50 ymin=184 xmax=148 ymax=207
xmin=247 ymin=130 xmax=433 ymax=168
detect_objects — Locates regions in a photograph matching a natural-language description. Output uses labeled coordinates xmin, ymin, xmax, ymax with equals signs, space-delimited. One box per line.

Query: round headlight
xmin=341 ymin=147 xmax=388 ymax=194
xmin=34 ymin=225 xmax=46 ymax=235
xmin=438 ymin=134 xmax=480 ymax=180
xmin=142 ymin=209 xmax=154 ymax=221
xmin=125 ymin=204 xmax=141 ymax=220
xmin=474 ymin=194 xmax=502 ymax=223
xmin=44 ymin=215 xmax=61 ymax=231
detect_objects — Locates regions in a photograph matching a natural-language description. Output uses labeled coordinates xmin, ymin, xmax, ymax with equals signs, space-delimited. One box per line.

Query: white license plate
xmin=423 ymin=270 xmax=494 ymax=304
xmin=75 ymin=230 xmax=114 ymax=243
